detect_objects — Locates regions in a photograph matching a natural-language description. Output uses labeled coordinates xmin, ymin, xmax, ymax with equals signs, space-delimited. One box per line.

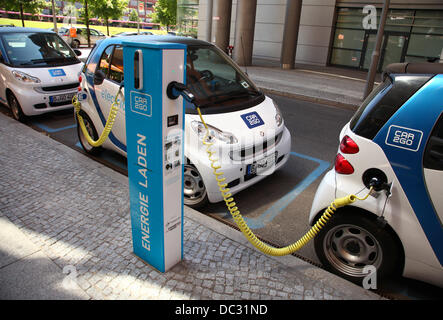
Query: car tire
xmin=314 ymin=209 xmax=403 ymax=286
xmin=76 ymin=111 xmax=101 ymax=156
xmin=183 ymin=164 xmax=209 ymax=209
xmin=7 ymin=92 xmax=26 ymax=122
xmin=71 ymin=39 xmax=80 ymax=48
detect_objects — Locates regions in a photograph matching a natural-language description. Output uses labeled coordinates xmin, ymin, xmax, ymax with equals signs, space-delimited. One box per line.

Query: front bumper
xmin=11 ymin=85 xmax=77 ymax=116
xmin=197 ymin=126 xmax=292 ymax=203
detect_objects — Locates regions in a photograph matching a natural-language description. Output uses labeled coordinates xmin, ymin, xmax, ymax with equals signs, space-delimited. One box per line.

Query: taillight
xmin=340 ymin=135 xmax=359 ymax=154
xmin=335 ymin=153 xmax=354 ymax=174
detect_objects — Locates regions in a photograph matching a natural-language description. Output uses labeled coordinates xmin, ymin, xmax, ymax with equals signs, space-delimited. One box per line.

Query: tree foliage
xmin=152 ymin=0 xmax=177 ymax=31
xmin=88 ymin=0 xmax=128 ymax=35
xmin=0 ymin=0 xmax=46 ymax=14
xmin=0 ymin=0 xmax=46 ymax=26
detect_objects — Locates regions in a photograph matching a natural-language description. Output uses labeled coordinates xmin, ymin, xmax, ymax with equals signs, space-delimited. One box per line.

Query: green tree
xmin=0 ymin=0 xmax=46 ymax=27
xmin=128 ymin=8 xmax=139 ymax=28
xmin=152 ymin=0 xmax=177 ymax=31
xmin=88 ymin=0 xmax=128 ymax=36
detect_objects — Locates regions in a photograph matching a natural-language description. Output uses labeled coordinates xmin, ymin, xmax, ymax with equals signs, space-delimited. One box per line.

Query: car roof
xmin=0 ymin=27 xmax=55 ymax=34
xmin=99 ymin=34 xmax=210 ymax=48
xmin=385 ymin=62 xmax=443 ymax=75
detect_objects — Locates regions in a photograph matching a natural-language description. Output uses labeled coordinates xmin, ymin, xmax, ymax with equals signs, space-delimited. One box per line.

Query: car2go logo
xmin=241 ymin=111 xmax=264 ymax=129
xmin=130 ymin=91 xmax=152 ymax=117
xmin=385 ymin=125 xmax=423 ymax=152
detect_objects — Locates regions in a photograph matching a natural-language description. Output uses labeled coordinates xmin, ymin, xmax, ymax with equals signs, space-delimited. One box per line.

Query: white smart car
xmin=310 ymin=62 xmax=443 ymax=288
xmin=0 ymin=27 xmax=83 ymax=121
xmin=77 ymin=36 xmax=291 ymax=208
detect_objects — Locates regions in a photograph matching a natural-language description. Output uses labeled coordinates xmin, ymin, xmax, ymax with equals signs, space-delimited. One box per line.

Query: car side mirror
xmin=73 ymin=49 xmax=82 ymax=57
xmin=94 ymin=70 xmax=106 ymax=85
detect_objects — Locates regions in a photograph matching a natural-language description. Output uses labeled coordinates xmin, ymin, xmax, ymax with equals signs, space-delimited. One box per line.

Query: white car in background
xmin=77 ymin=35 xmax=291 ymax=208
xmin=0 ymin=27 xmax=83 ymax=121
xmin=60 ymin=27 xmax=107 ymax=48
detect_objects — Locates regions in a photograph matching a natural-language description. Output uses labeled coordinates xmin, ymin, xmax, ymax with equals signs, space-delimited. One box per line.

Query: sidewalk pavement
xmin=0 ymin=113 xmax=382 ymax=300
xmin=245 ymin=60 xmax=380 ymax=110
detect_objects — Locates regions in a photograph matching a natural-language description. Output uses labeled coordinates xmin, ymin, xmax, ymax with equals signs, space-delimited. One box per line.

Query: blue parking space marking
xmin=219 ymin=152 xmax=330 ymax=229
xmin=244 ymin=152 xmax=330 ymax=229
xmin=32 ymin=122 xmax=77 ymax=133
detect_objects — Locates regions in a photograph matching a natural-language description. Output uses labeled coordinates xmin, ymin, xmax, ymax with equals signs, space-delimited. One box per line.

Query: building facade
xmin=196 ymin=0 xmax=443 ymax=69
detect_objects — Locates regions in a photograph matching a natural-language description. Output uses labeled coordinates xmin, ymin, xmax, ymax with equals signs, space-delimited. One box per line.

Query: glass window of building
xmin=330 ymin=8 xmax=443 ymax=70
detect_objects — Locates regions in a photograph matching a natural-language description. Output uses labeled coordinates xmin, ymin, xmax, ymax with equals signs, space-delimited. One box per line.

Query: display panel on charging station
xmin=122 ymin=41 xmax=186 ymax=272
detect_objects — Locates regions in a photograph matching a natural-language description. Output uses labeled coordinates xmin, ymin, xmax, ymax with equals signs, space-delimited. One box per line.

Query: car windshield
xmin=0 ymin=32 xmax=78 ymax=67
xmin=186 ymin=45 xmax=262 ymax=111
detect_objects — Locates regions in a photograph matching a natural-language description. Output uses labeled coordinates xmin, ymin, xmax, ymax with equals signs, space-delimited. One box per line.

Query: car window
xmin=185 ymin=45 xmax=262 ymax=113
xmin=90 ymin=29 xmax=99 ymax=36
xmin=108 ymin=46 xmax=123 ymax=84
xmin=97 ymin=45 xmax=114 ymax=77
xmin=0 ymin=32 xmax=78 ymax=67
xmin=424 ymin=114 xmax=443 ymax=171
xmin=350 ymin=75 xmax=431 ymax=140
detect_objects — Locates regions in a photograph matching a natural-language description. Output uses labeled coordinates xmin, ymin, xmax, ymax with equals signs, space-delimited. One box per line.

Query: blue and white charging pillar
xmin=122 ymin=40 xmax=186 ymax=272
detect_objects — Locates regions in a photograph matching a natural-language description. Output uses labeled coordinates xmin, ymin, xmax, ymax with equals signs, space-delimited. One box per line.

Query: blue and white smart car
xmin=77 ymin=35 xmax=291 ymax=209
xmin=0 ymin=28 xmax=83 ymax=121
xmin=310 ymin=62 xmax=443 ymax=288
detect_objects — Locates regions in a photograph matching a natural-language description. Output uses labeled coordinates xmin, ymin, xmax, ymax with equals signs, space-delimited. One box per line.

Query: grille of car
xmin=41 ymin=82 xmax=79 ymax=92
xmin=229 ymin=132 xmax=283 ymax=161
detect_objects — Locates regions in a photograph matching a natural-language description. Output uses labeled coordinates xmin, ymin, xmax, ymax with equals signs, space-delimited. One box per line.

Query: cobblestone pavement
xmin=0 ymin=113 xmax=380 ymax=300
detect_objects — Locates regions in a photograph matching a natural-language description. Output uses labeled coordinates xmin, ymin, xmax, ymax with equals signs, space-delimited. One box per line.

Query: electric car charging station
xmin=122 ymin=40 xmax=187 ymax=272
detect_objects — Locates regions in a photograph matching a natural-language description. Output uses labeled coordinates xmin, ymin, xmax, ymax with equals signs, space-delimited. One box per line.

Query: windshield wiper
xmin=202 ymin=90 xmax=261 ymax=107
xmin=31 ymin=57 xmax=75 ymax=63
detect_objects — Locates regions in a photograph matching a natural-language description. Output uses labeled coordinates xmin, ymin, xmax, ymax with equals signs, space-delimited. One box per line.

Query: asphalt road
xmin=1 ymin=94 xmax=442 ymax=300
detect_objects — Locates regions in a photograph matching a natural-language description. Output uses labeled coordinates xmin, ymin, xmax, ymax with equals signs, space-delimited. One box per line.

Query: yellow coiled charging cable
xmin=196 ymin=107 xmax=373 ymax=256
xmin=72 ymin=86 xmax=123 ymax=147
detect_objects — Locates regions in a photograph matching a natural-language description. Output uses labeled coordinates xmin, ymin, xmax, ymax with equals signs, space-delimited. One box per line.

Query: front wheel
xmin=76 ymin=111 xmax=101 ymax=155
xmin=183 ymin=164 xmax=208 ymax=209
xmin=314 ymin=210 xmax=403 ymax=286
xmin=8 ymin=92 xmax=26 ymax=122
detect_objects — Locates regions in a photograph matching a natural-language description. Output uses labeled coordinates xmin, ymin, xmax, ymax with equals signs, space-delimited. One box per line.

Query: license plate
xmin=247 ymin=152 xmax=277 ymax=176
xmin=49 ymin=92 xmax=75 ymax=103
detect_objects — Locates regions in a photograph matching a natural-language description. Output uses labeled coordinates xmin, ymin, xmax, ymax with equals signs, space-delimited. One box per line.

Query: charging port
xmin=362 ymin=168 xmax=388 ymax=192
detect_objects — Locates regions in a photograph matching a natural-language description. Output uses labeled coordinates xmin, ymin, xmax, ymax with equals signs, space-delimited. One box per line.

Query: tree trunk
xmin=84 ymin=0 xmax=91 ymax=48
xmin=106 ymin=18 xmax=109 ymax=36
xmin=19 ymin=3 xmax=25 ymax=27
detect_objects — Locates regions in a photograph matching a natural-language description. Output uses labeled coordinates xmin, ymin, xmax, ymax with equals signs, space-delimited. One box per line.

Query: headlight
xmin=274 ymin=100 xmax=283 ymax=126
xmin=191 ymin=121 xmax=238 ymax=144
xmin=12 ymin=70 xmax=41 ymax=83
